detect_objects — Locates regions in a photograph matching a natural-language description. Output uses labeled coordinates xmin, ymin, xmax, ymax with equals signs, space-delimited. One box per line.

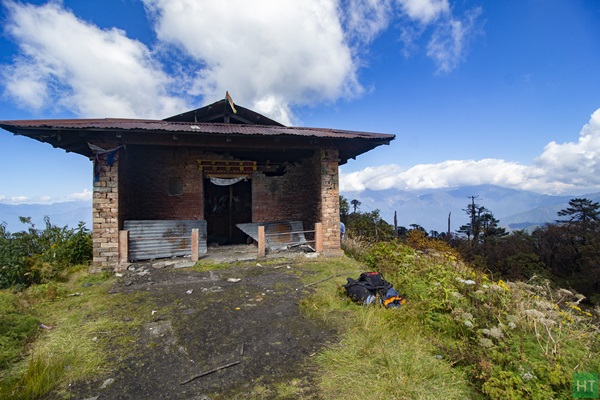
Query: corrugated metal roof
xmin=0 ymin=118 xmax=394 ymax=140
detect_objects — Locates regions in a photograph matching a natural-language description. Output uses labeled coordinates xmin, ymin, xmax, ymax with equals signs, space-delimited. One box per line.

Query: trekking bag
xmin=343 ymin=271 xmax=406 ymax=308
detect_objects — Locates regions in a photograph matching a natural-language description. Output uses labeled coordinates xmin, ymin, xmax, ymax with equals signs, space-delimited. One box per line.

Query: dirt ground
xmin=61 ymin=250 xmax=340 ymax=400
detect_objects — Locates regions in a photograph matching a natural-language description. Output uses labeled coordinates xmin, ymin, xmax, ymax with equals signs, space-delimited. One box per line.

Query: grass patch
xmin=299 ymin=235 xmax=599 ymax=399
xmin=301 ymin=257 xmax=478 ymax=399
xmin=191 ymin=260 xmax=232 ymax=272
xmin=316 ymin=306 xmax=476 ymax=399
xmin=0 ymin=293 xmax=39 ymax=370
xmin=0 ymin=270 xmax=153 ymax=399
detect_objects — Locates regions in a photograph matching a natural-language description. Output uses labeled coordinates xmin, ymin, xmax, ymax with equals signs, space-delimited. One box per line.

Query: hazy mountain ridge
xmin=344 ymin=185 xmax=600 ymax=234
xmin=0 ymin=201 xmax=92 ymax=232
xmin=2 ymin=186 xmax=599 ymax=234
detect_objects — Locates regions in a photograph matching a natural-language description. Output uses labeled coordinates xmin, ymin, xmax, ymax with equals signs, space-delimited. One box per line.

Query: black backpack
xmin=344 ymin=272 xmax=395 ymax=305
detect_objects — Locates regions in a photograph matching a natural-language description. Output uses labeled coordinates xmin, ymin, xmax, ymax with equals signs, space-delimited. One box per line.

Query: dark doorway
xmin=204 ymin=179 xmax=252 ymax=245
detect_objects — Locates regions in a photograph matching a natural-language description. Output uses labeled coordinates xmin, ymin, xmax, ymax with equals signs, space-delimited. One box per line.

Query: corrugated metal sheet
xmin=0 ymin=118 xmax=394 ymax=140
xmin=236 ymin=221 xmax=307 ymax=250
xmin=124 ymin=220 xmax=207 ymax=261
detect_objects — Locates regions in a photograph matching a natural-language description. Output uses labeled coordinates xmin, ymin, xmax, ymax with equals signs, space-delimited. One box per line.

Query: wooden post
xmin=191 ymin=228 xmax=199 ymax=262
xmin=118 ymin=230 xmax=129 ymax=264
xmin=315 ymin=222 xmax=323 ymax=252
xmin=258 ymin=225 xmax=266 ymax=258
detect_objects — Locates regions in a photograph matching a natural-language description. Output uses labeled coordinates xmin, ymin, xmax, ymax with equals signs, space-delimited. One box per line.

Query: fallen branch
xmin=180 ymin=360 xmax=241 ymax=385
xmin=300 ymin=271 xmax=358 ymax=289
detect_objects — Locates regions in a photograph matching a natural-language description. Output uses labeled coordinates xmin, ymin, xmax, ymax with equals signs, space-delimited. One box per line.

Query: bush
xmin=361 ymin=238 xmax=600 ymax=399
xmin=0 ymin=218 xmax=92 ymax=289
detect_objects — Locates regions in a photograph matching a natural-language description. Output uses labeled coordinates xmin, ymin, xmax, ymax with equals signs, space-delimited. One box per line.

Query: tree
xmin=339 ymin=195 xmax=349 ymax=222
xmin=557 ymin=198 xmax=600 ymax=224
xmin=345 ymin=209 xmax=393 ymax=242
xmin=458 ymin=196 xmax=506 ymax=244
xmin=350 ymin=199 xmax=362 ymax=213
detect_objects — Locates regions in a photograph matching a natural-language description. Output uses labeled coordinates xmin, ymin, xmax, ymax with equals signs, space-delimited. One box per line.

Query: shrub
xmin=361 ymin=239 xmax=600 ymax=399
xmin=0 ymin=219 xmax=92 ymax=289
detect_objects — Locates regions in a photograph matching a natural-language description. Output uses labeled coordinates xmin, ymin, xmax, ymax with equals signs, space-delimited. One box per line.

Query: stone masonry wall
xmin=92 ymin=147 xmax=121 ymax=269
xmin=319 ymin=148 xmax=342 ymax=254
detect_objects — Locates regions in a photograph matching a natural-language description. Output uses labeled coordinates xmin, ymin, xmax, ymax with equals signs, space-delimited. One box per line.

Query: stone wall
xmin=92 ymin=147 xmax=121 ymax=269
xmin=319 ymin=148 xmax=342 ymax=254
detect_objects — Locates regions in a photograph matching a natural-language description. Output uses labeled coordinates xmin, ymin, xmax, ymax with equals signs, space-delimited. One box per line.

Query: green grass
xmin=0 ymin=293 xmax=39 ymax=370
xmin=0 ymin=270 xmax=153 ymax=399
xmin=299 ymin=257 xmax=479 ymax=399
xmin=299 ymin=235 xmax=599 ymax=399
xmin=2 ymin=244 xmax=598 ymax=399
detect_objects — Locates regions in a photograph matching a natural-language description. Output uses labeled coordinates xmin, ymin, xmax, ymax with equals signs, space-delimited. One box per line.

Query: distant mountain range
xmin=1 ymin=185 xmax=599 ymax=234
xmin=0 ymin=201 xmax=92 ymax=232
xmin=343 ymin=184 xmax=600 ymax=234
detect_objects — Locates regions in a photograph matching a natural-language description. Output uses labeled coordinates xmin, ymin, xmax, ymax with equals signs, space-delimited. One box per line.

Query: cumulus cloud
xmin=143 ymin=0 xmax=362 ymax=125
xmin=341 ymin=109 xmax=600 ymax=195
xmin=2 ymin=1 xmax=187 ymax=118
xmin=1 ymin=1 xmax=479 ymax=123
xmin=534 ymin=108 xmax=600 ymax=188
xmin=0 ymin=195 xmax=31 ymax=204
xmin=65 ymin=189 xmax=93 ymax=202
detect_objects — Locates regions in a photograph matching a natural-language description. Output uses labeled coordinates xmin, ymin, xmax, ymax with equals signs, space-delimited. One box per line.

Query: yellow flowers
xmin=496 ymin=279 xmax=510 ymax=291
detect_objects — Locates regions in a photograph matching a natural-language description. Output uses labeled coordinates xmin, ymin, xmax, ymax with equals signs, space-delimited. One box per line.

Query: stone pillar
xmin=92 ymin=150 xmax=121 ymax=270
xmin=319 ymin=149 xmax=343 ymax=255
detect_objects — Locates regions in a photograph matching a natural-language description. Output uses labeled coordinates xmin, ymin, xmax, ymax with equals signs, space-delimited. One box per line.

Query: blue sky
xmin=1 ymin=0 xmax=599 ymax=204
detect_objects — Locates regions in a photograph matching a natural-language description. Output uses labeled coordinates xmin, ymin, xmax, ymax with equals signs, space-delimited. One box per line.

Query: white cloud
xmin=426 ymin=7 xmax=481 ymax=74
xmin=66 ymin=189 xmax=93 ymax=202
xmin=535 ymin=108 xmax=600 ymax=187
xmin=0 ymin=189 xmax=93 ymax=205
xmin=143 ymin=0 xmax=362 ymax=124
xmin=2 ymin=1 xmax=187 ymax=118
xmin=396 ymin=0 xmax=449 ymax=24
xmin=344 ymin=0 xmax=393 ymax=44
xmin=0 ymin=195 xmax=31 ymax=204
xmin=1 ymin=1 xmax=480 ymax=124
xmin=341 ymin=109 xmax=600 ymax=195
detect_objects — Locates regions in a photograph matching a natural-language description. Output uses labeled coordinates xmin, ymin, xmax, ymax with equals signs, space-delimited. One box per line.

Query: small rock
xmin=100 ymin=378 xmax=114 ymax=389
xmin=174 ymin=261 xmax=196 ymax=269
xmin=115 ymin=272 xmax=123 ymax=277
xmin=186 ymin=289 xmax=194 ymax=294
xmin=256 ymin=263 xmax=263 ymax=267
xmin=152 ymin=261 xmax=167 ymax=269
xmin=227 ymin=278 xmax=241 ymax=283
xmin=125 ymin=281 xmax=132 ymax=286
